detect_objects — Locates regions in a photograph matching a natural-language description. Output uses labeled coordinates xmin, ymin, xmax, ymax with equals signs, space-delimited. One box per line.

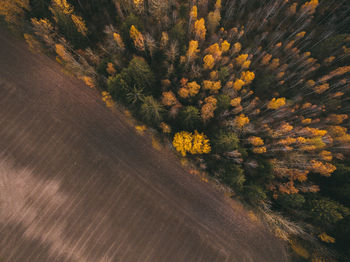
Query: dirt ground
xmin=0 ymin=26 xmax=288 ymax=262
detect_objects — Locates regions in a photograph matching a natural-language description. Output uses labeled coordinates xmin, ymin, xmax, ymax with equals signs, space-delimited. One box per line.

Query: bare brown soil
xmin=0 ymin=26 xmax=288 ymax=262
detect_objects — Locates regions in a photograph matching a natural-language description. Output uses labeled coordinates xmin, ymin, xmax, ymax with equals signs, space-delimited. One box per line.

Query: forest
xmin=1 ymin=0 xmax=350 ymax=261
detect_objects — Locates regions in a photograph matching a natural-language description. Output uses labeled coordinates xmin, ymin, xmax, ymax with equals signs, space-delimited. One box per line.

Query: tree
xmin=194 ymin=18 xmax=206 ymax=40
xmin=139 ymin=96 xmax=165 ymax=125
xmin=125 ymin=57 xmax=155 ymax=91
xmin=172 ymin=131 xmax=211 ymax=156
xmin=277 ymin=194 xmax=305 ymax=209
xmin=309 ymin=199 xmax=350 ymax=225
xmin=233 ymin=114 xmax=249 ymax=129
xmin=203 ymin=54 xmax=215 ymax=69
xmin=207 ymin=10 xmax=220 ymax=33
xmin=212 ymin=130 xmax=239 ymax=153
xmin=177 ymin=106 xmax=201 ymax=131
xmin=221 ymin=41 xmax=230 ymax=53
xmin=248 ymin=136 xmax=264 ymax=146
xmin=187 ymin=40 xmax=200 ymax=61
xmin=216 ymin=94 xmax=231 ymax=112
xmin=267 ymin=97 xmax=286 ymax=109
xmin=71 ymin=14 xmax=87 ymax=36
xmin=244 ymin=184 xmax=267 ymax=204
xmin=201 ymin=96 xmax=217 ymax=121
xmin=161 ymin=91 xmax=178 ymax=106
xmin=130 ymin=25 xmax=145 ymax=51
xmin=108 ymin=57 xmax=154 ymax=100
xmin=31 ymin=18 xmax=56 ymax=48
xmin=50 ymin=0 xmax=87 ymax=47
xmin=240 ymin=71 xmax=255 ymax=84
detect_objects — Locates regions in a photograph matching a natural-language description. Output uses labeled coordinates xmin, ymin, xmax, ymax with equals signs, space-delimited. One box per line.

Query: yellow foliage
xmin=206 ymin=43 xmax=222 ymax=59
xmin=301 ymin=0 xmax=319 ymax=14
xmin=278 ymin=137 xmax=297 ymax=145
xmin=71 ymin=14 xmax=87 ymax=36
xmin=106 ymin=62 xmax=116 ymax=75
xmin=210 ymin=70 xmax=219 ymax=80
xmin=187 ymin=40 xmax=200 ymax=60
xmin=190 ymin=131 xmax=211 ymax=154
xmin=215 ymin=0 xmax=222 ymax=9
xmin=242 ymin=60 xmax=251 ymax=69
xmin=297 ymin=137 xmax=307 ymax=143
xmin=253 ymin=146 xmax=267 ymax=154
xmin=319 ymin=150 xmax=332 ymax=162
xmin=55 ymin=44 xmax=68 ymax=61
xmin=203 ymin=80 xmax=221 ymax=93
xmin=230 ymin=97 xmax=241 ymax=107
xmin=335 ymin=134 xmax=350 ymax=143
xmin=324 ymin=56 xmax=335 ymax=64
xmin=113 ymin=33 xmax=125 ymax=48
xmin=161 ymin=91 xmax=178 ymax=106
xmin=190 ymin=5 xmax=197 ymax=20
xmin=233 ymin=114 xmax=250 ymax=128
xmin=161 ymin=32 xmax=169 ymax=47
xmin=233 ymin=79 xmax=245 ymax=91
xmin=187 ymin=81 xmax=201 ymax=96
xmin=319 ymin=66 xmax=350 ymax=83
xmin=248 ymin=136 xmax=264 ymax=146
xmin=221 ymin=40 xmax=230 ymax=52
xmin=310 ymin=160 xmax=336 ymax=176
xmin=279 ymin=181 xmax=299 ymax=194
xmin=81 ymin=76 xmax=95 ymax=88
xmin=194 ymin=18 xmax=206 ymax=40
xmin=267 ymin=97 xmax=286 ymax=109
xmin=303 ymin=52 xmax=311 ymax=58
xmin=101 ymin=91 xmax=114 ymax=107
xmin=302 ymin=118 xmax=312 ymax=124
xmin=277 ymin=71 xmax=285 ymax=79
xmin=285 ymin=40 xmax=295 ymax=50
xmin=296 ymin=31 xmax=306 ymax=38
xmin=173 ymin=131 xmax=211 ymax=156
xmin=261 ymin=53 xmax=272 ymax=65
xmin=327 ymin=114 xmax=348 ymax=124
xmin=201 ymin=96 xmax=217 ymax=121
xmin=130 ymin=25 xmax=145 ymax=51
xmin=235 ymin=54 xmax=248 ymax=65
xmin=240 ymin=71 xmax=255 ymax=84
xmin=304 ymin=127 xmax=327 ymax=137
xmin=327 ymin=125 xmax=347 ymax=137
xmin=203 ymin=54 xmax=215 ymax=69
xmin=178 ymin=87 xmax=189 ymax=98
xmin=134 ymin=0 xmax=143 ymax=7
xmin=52 ymin=0 xmax=73 ymax=15
xmin=226 ymin=81 xmax=233 ymax=88
xmin=269 ymin=58 xmax=280 ymax=70
xmin=160 ymin=122 xmax=171 ymax=133
xmin=233 ymin=42 xmax=242 ymax=53
xmin=314 ymin=83 xmax=329 ymax=94
xmin=135 ymin=125 xmax=147 ymax=133
xmin=289 ymin=3 xmax=297 ymax=15
xmin=306 ymin=80 xmax=315 ymax=87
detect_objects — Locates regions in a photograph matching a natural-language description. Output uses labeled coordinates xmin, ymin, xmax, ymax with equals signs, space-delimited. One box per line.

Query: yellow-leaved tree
xmin=194 ymin=18 xmax=206 ymax=40
xmin=173 ymin=131 xmax=211 ymax=156
xmin=187 ymin=40 xmax=200 ymax=61
xmin=130 ymin=25 xmax=145 ymax=51
xmin=267 ymin=97 xmax=286 ymax=109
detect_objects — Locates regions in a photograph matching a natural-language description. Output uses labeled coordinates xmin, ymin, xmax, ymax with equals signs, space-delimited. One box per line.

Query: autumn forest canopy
xmin=1 ymin=0 xmax=350 ymax=261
